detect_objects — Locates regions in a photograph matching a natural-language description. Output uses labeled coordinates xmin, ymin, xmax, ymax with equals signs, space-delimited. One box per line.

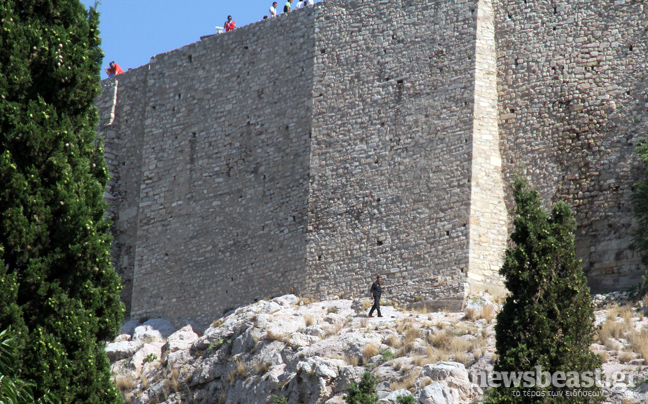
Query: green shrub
xmin=396 ymin=394 xmax=416 ymax=404
xmin=380 ymin=349 xmax=395 ymax=361
xmin=631 ymin=140 xmax=648 ymax=297
xmin=344 ymin=372 xmax=379 ymax=404
xmin=485 ymin=178 xmax=601 ymax=403
xmin=271 ymin=395 xmax=287 ymax=404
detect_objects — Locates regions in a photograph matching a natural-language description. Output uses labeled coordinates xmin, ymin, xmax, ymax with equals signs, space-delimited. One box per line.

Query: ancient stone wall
xmin=97 ymin=66 xmax=149 ymax=313
xmin=496 ymin=0 xmax=648 ymax=292
xmin=303 ymin=0 xmax=481 ymax=305
xmin=97 ymin=0 xmax=648 ymax=326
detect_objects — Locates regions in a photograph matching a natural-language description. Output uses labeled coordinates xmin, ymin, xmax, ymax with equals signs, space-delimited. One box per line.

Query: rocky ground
xmin=108 ymin=292 xmax=648 ymax=404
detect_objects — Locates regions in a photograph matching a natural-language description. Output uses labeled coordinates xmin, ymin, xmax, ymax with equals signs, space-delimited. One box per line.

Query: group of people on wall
xmin=105 ymin=0 xmax=318 ymax=78
xmin=224 ymin=0 xmax=316 ymax=33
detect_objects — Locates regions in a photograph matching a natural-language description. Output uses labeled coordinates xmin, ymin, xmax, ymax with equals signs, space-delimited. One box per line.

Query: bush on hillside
xmin=630 ymin=140 xmax=648 ymax=297
xmin=344 ymin=372 xmax=380 ymax=404
xmin=485 ymin=177 xmax=602 ymax=403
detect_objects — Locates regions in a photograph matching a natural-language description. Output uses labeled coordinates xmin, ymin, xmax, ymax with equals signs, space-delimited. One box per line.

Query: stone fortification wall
xmin=97 ymin=0 xmax=648 ymax=326
xmin=99 ymin=9 xmax=320 ymax=326
xmin=303 ymin=0 xmax=481 ymax=304
xmin=496 ymin=0 xmax=648 ymax=292
xmin=97 ymin=66 xmax=150 ymax=314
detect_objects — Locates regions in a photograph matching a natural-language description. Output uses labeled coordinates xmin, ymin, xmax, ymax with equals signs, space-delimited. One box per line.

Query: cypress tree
xmin=630 ymin=140 xmax=648 ymax=297
xmin=485 ymin=178 xmax=601 ymax=403
xmin=0 ymin=1 xmax=123 ymax=403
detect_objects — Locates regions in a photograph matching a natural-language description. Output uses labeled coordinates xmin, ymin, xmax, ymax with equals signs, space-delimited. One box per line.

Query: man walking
xmin=368 ymin=275 xmax=385 ymax=317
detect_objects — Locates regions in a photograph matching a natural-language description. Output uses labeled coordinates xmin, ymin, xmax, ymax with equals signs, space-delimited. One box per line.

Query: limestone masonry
xmin=96 ymin=0 xmax=648 ymax=327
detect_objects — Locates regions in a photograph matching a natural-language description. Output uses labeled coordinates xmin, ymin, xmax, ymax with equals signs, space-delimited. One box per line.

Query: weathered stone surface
xmin=105 ymin=340 xmax=143 ymax=362
xmin=164 ymin=325 xmax=199 ymax=353
xmin=107 ymin=295 xmax=648 ymax=404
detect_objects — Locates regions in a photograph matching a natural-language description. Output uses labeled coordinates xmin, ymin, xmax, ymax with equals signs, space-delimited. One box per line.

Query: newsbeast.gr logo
xmin=471 ymin=366 xmax=640 ymax=392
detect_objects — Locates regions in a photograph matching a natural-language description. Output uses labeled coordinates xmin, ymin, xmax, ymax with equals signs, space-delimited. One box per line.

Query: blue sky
xmin=80 ymin=0 xmax=314 ymax=79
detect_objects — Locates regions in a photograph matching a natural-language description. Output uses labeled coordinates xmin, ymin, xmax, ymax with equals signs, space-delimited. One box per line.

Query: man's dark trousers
xmin=368 ymin=297 xmax=382 ymax=317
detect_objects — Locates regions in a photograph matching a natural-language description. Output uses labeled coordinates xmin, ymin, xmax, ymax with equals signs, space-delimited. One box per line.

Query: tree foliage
xmin=485 ymin=178 xmax=601 ymax=403
xmin=630 ymin=140 xmax=648 ymax=296
xmin=0 ymin=328 xmax=59 ymax=404
xmin=0 ymin=1 xmax=123 ymax=403
xmin=344 ymin=372 xmax=379 ymax=404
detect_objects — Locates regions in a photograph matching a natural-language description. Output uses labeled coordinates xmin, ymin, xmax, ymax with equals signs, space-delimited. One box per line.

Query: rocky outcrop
xmin=108 ymin=293 xmax=648 ymax=404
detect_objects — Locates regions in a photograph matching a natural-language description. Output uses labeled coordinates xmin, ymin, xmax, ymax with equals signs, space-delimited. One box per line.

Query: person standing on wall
xmin=224 ymin=15 xmax=237 ymax=32
xmin=104 ymin=61 xmax=124 ymax=77
xmin=268 ymin=2 xmax=278 ymax=17
xmin=284 ymin=0 xmax=293 ymax=13
xmin=295 ymin=0 xmax=305 ymax=9
xmin=368 ymin=275 xmax=386 ymax=317
xmin=305 ymin=0 xmax=314 ymax=6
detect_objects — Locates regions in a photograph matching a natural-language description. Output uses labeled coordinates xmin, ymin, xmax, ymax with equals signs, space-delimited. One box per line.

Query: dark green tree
xmin=0 ymin=1 xmax=124 ymax=403
xmin=0 ymin=328 xmax=59 ymax=404
xmin=485 ymin=178 xmax=601 ymax=403
xmin=344 ymin=372 xmax=379 ymax=404
xmin=630 ymin=140 xmax=648 ymax=297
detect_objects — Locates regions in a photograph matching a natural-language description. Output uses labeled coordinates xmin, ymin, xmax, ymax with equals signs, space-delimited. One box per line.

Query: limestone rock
xmin=105 ymin=340 xmax=143 ymax=361
xmin=165 ymin=325 xmax=199 ymax=353
xmin=142 ymin=318 xmax=175 ymax=338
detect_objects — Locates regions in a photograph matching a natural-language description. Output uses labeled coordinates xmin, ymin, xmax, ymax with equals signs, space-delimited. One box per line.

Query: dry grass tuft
xmin=266 ymin=329 xmax=291 ymax=344
xmin=390 ymin=370 xmax=419 ymax=391
xmin=140 ymin=373 xmax=149 ymax=389
xmin=481 ymin=304 xmax=497 ymax=322
xmin=254 ymin=361 xmax=272 ymax=375
xmin=605 ymin=304 xmax=621 ymax=321
xmin=226 ymin=369 xmax=237 ymax=385
xmin=326 ymin=322 xmax=344 ymax=337
xmin=344 ymin=354 xmax=360 ymax=367
xmin=597 ymin=351 xmax=609 ymax=363
xmin=413 ymin=355 xmax=433 ymax=367
xmin=298 ymin=295 xmax=315 ymax=306
xmin=426 ymin=346 xmax=449 ymax=363
xmin=403 ymin=327 xmax=422 ymax=345
xmin=170 ymin=369 xmax=180 ymax=392
xmin=363 ymin=342 xmax=380 ymax=362
xmin=236 ymin=358 xmax=248 ymax=378
xmin=115 ymin=375 xmax=136 ymax=392
xmin=420 ymin=376 xmax=433 ymax=388
xmin=598 ymin=319 xmax=631 ymax=347
xmin=385 ymin=334 xmax=402 ymax=348
xmin=618 ymin=351 xmax=634 ymax=364
xmin=397 ymin=340 xmax=419 ymax=357
xmin=454 ymin=351 xmax=471 ymax=366
xmin=464 ymin=308 xmax=480 ymax=321
xmin=362 ymin=300 xmax=373 ymax=311
xmin=304 ymin=314 xmax=316 ymax=327
xmin=628 ymin=327 xmax=648 ymax=362
xmin=427 ymin=330 xmax=452 ymax=350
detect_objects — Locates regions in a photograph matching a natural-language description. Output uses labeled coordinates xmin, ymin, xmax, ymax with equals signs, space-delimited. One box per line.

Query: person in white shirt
xmin=295 ymin=0 xmax=305 ymax=9
xmin=305 ymin=0 xmax=314 ymax=6
xmin=268 ymin=1 xmax=277 ymax=17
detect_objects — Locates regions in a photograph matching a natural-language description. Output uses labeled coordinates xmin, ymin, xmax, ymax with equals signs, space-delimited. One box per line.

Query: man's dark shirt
xmin=370 ymin=281 xmax=382 ymax=299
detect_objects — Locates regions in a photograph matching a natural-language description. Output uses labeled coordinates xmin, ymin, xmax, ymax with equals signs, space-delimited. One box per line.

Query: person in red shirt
xmin=224 ymin=15 xmax=236 ymax=32
xmin=105 ymin=61 xmax=124 ymax=77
